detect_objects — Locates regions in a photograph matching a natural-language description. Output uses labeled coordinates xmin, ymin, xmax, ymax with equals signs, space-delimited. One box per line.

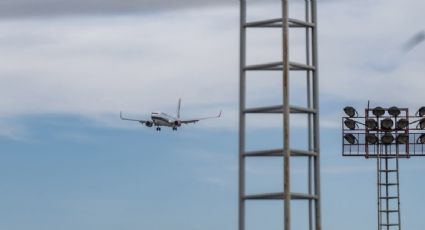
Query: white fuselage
xmin=151 ymin=112 xmax=178 ymax=127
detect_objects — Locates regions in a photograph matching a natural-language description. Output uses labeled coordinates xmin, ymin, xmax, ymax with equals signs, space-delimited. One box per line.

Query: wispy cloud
xmin=0 ymin=118 xmax=28 ymax=140
xmin=402 ymin=30 xmax=425 ymax=53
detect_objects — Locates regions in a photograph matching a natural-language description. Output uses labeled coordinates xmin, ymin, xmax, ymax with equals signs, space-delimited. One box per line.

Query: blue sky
xmin=0 ymin=0 xmax=424 ymax=230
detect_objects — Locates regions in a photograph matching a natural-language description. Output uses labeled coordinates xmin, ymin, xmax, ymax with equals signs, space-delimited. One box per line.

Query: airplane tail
xmin=177 ymin=98 xmax=181 ymax=119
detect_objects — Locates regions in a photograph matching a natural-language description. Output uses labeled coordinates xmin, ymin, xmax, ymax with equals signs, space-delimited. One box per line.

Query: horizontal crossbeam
xmin=380 ymin=196 xmax=398 ymax=199
xmin=379 ymin=210 xmax=399 ymax=213
xmin=381 ymin=224 xmax=399 ymax=227
xmin=244 ymin=61 xmax=315 ymax=71
xmin=379 ymin=170 xmax=397 ymax=172
xmin=244 ymin=192 xmax=318 ymax=200
xmin=245 ymin=18 xmax=315 ymax=28
xmin=244 ymin=149 xmax=317 ymax=157
xmin=244 ymin=105 xmax=316 ymax=114
xmin=379 ymin=183 xmax=399 ymax=186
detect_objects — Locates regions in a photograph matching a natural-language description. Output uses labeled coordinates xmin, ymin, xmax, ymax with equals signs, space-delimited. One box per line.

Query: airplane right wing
xmin=120 ymin=111 xmax=150 ymax=125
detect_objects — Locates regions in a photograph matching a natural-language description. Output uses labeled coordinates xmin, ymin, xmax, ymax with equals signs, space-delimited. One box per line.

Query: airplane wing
xmin=180 ymin=110 xmax=222 ymax=124
xmin=120 ymin=111 xmax=149 ymax=124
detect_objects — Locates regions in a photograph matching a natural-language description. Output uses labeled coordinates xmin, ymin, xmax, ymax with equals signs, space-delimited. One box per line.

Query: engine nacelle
xmin=174 ymin=120 xmax=182 ymax=127
xmin=145 ymin=121 xmax=153 ymax=127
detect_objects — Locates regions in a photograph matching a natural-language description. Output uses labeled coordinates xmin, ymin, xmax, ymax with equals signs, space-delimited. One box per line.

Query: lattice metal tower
xmin=342 ymin=105 xmax=425 ymax=230
xmin=239 ymin=1 xmax=321 ymax=230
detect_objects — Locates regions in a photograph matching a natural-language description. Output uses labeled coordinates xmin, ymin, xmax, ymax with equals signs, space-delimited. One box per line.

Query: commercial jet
xmin=120 ymin=99 xmax=221 ymax=131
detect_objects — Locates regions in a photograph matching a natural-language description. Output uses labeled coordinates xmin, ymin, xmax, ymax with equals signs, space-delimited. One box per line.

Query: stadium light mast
xmin=342 ymin=105 xmax=425 ymax=230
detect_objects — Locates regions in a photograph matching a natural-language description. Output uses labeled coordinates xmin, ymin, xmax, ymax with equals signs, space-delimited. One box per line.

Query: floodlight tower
xmin=342 ymin=105 xmax=425 ymax=230
xmin=239 ymin=1 xmax=321 ymax=230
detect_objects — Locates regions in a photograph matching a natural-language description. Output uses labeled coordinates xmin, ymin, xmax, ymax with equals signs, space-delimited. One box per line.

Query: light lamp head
xmin=381 ymin=133 xmax=394 ymax=145
xmin=418 ymin=118 xmax=425 ymax=130
xmin=373 ymin=107 xmax=385 ymax=117
xmin=343 ymin=106 xmax=357 ymax=117
xmin=396 ymin=119 xmax=409 ymax=130
xmin=418 ymin=134 xmax=425 ymax=144
xmin=344 ymin=134 xmax=357 ymax=145
xmin=396 ymin=133 xmax=409 ymax=144
xmin=417 ymin=107 xmax=425 ymax=117
xmin=344 ymin=118 xmax=357 ymax=130
xmin=365 ymin=119 xmax=378 ymax=130
xmin=366 ymin=134 xmax=378 ymax=144
xmin=381 ymin=118 xmax=394 ymax=130
xmin=388 ymin=106 xmax=401 ymax=117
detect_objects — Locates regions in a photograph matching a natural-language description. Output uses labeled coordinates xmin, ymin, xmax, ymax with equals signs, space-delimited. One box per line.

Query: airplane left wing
xmin=180 ymin=110 xmax=222 ymax=124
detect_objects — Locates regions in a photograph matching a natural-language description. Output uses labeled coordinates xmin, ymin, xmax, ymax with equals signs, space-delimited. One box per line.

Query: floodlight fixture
xmin=416 ymin=107 xmax=425 ymax=117
xmin=418 ymin=134 xmax=425 ymax=144
xmin=341 ymin=104 xmax=425 ymax=230
xmin=396 ymin=133 xmax=409 ymax=144
xmin=344 ymin=118 xmax=357 ymax=130
xmin=381 ymin=118 xmax=394 ymax=130
xmin=381 ymin=133 xmax=394 ymax=144
xmin=344 ymin=106 xmax=357 ymax=117
xmin=396 ymin=119 xmax=409 ymax=130
xmin=388 ymin=106 xmax=401 ymax=117
xmin=372 ymin=106 xmax=385 ymax=117
xmin=344 ymin=133 xmax=357 ymax=144
xmin=365 ymin=119 xmax=378 ymax=130
xmin=416 ymin=118 xmax=425 ymax=130
xmin=366 ymin=134 xmax=379 ymax=144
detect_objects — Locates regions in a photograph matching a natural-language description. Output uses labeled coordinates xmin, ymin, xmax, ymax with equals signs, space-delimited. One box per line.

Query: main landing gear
xmin=156 ymin=127 xmax=161 ymax=131
xmin=172 ymin=127 xmax=177 ymax=131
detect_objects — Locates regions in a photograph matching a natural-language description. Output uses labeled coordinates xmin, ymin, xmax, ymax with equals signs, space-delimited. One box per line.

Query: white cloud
xmin=319 ymin=0 xmax=425 ymax=106
xmin=0 ymin=7 xmax=239 ymax=131
xmin=0 ymin=0 xmax=424 ymax=137
xmin=0 ymin=0 xmax=238 ymax=18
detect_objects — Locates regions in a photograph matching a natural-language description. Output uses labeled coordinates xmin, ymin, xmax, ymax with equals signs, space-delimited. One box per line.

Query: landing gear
xmin=156 ymin=127 xmax=161 ymax=131
xmin=172 ymin=127 xmax=177 ymax=131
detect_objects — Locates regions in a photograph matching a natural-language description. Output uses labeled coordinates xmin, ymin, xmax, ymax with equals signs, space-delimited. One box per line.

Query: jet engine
xmin=174 ymin=120 xmax=182 ymax=127
xmin=145 ymin=121 xmax=153 ymax=127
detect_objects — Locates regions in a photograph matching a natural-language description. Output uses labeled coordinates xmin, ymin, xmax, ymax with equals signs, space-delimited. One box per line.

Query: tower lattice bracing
xmin=239 ymin=1 xmax=321 ymax=230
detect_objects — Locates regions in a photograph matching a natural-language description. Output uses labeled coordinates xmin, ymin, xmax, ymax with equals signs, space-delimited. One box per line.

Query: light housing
xmin=381 ymin=118 xmax=394 ymax=130
xmin=344 ymin=133 xmax=357 ymax=144
xmin=344 ymin=106 xmax=357 ymax=117
xmin=418 ymin=134 xmax=425 ymax=144
xmin=396 ymin=133 xmax=409 ymax=144
xmin=373 ymin=107 xmax=385 ymax=117
xmin=388 ymin=106 xmax=401 ymax=116
xmin=417 ymin=107 xmax=425 ymax=117
xmin=418 ymin=118 xmax=425 ymax=130
xmin=381 ymin=133 xmax=394 ymax=145
xmin=365 ymin=119 xmax=378 ymax=130
xmin=366 ymin=134 xmax=379 ymax=144
xmin=344 ymin=118 xmax=357 ymax=130
xmin=396 ymin=119 xmax=409 ymax=130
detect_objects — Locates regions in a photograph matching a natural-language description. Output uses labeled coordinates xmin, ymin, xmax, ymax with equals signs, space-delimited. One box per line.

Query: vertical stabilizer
xmin=177 ymin=98 xmax=181 ymax=119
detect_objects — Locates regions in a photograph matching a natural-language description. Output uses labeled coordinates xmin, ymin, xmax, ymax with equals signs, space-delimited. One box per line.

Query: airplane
xmin=120 ymin=99 xmax=221 ymax=131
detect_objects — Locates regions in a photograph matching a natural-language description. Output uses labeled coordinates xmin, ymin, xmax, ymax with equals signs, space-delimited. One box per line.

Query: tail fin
xmin=177 ymin=98 xmax=181 ymax=119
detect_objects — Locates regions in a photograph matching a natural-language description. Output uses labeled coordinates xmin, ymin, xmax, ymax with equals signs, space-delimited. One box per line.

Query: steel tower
xmin=239 ymin=1 xmax=321 ymax=230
